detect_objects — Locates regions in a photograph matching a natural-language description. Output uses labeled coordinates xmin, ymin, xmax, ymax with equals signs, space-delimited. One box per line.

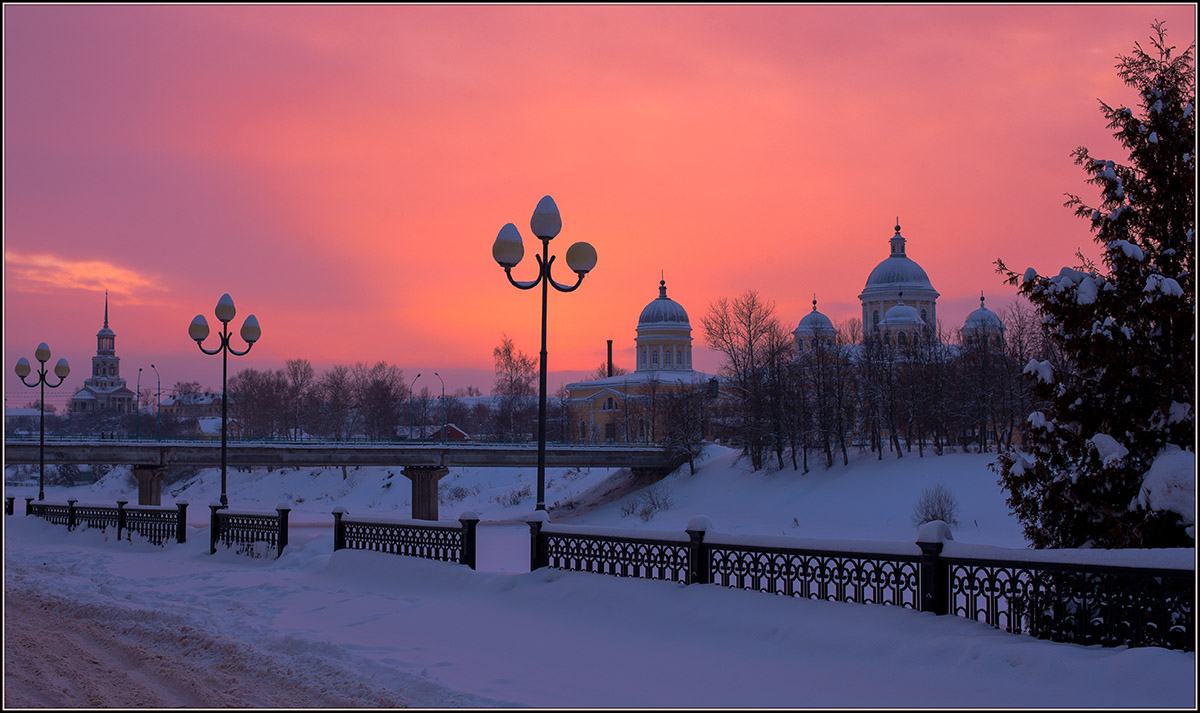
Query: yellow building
xmin=566 ymin=279 xmax=725 ymax=443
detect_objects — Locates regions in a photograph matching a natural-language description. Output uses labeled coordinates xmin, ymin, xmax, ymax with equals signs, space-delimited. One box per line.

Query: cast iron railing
xmin=527 ymin=518 xmax=1194 ymax=651
xmin=331 ymin=508 xmax=479 ymax=569
xmin=209 ymin=505 xmax=289 ymax=559
xmin=945 ymin=555 xmax=1194 ymax=651
xmin=24 ymin=497 xmax=188 ymax=544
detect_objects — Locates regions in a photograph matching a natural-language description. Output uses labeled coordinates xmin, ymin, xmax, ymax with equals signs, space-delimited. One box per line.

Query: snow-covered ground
xmin=4 ymin=445 xmax=1196 ymax=707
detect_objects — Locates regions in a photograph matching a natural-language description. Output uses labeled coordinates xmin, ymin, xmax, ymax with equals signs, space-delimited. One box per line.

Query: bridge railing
xmin=24 ymin=498 xmax=188 ymax=545
xmin=527 ymin=518 xmax=1194 ymax=652
xmin=331 ymin=508 xmax=479 ymax=569
xmin=209 ymin=505 xmax=289 ymax=559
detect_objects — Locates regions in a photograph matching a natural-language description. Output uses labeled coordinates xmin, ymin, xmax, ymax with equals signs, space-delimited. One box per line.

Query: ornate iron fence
xmin=707 ymin=542 xmax=921 ymax=608
xmin=946 ymin=556 xmax=1194 ymax=650
xmin=528 ymin=518 xmax=1194 ymax=651
xmin=24 ymin=498 xmax=188 ymax=545
xmin=332 ymin=509 xmax=479 ymax=569
xmin=537 ymin=524 xmax=692 ymax=582
xmin=209 ymin=505 xmax=289 ymax=559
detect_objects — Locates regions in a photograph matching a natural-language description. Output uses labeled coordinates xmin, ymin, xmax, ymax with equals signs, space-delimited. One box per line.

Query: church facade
xmin=565 ymin=280 xmax=728 ymax=443
xmin=69 ymin=293 xmax=136 ymax=414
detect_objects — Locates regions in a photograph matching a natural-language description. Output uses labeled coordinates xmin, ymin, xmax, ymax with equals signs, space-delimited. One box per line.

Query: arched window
xmin=897 ymin=332 xmax=908 ymax=347
xmin=920 ymin=309 xmax=927 ymax=323
xmin=664 ymin=348 xmax=672 ymax=366
xmin=872 ymin=310 xmax=880 ymax=331
xmin=651 ymin=350 xmax=658 ymax=366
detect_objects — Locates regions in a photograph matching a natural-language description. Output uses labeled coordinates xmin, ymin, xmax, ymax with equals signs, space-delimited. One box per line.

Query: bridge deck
xmin=3 ymin=439 xmax=675 ymax=470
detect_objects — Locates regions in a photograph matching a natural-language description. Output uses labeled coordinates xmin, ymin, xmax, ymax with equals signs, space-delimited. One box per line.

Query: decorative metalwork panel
xmin=709 ymin=546 xmax=920 ymax=608
xmin=342 ymin=521 xmax=463 ymax=564
xmin=544 ymin=533 xmax=690 ymax=583
xmin=214 ymin=512 xmax=281 ymax=557
xmin=124 ymin=507 xmax=180 ymax=546
xmin=73 ymin=505 xmax=120 ymax=532
xmin=948 ymin=560 xmax=1195 ymax=651
xmin=31 ymin=503 xmax=72 ymax=527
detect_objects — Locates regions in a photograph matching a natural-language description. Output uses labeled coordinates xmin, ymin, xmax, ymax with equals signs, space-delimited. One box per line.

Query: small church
xmin=69 ymin=292 xmax=136 ymax=414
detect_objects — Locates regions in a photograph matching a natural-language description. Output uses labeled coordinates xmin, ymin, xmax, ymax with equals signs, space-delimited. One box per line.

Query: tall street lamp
xmin=135 ymin=367 xmax=143 ymax=440
xmin=14 ymin=343 xmax=70 ymax=501
xmin=150 ymin=363 xmax=161 ymax=440
xmin=492 ymin=195 xmax=597 ymax=510
xmin=189 ymin=293 xmax=260 ymax=507
xmin=408 ymin=372 xmax=421 ymax=439
xmin=434 ymin=371 xmax=446 ymax=440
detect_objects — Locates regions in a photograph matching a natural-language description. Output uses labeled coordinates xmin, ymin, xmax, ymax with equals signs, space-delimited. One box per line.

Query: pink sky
xmin=4 ymin=4 xmax=1195 ymax=406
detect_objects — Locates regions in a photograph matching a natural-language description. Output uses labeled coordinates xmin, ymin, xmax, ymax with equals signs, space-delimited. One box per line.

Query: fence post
xmin=459 ymin=511 xmax=480 ymax=570
xmin=916 ymin=520 xmax=952 ymax=615
xmin=116 ymin=500 xmax=128 ymax=540
xmin=276 ymin=505 xmax=291 ymax=559
xmin=176 ymin=501 xmax=189 ymax=544
xmin=332 ymin=506 xmax=347 ymax=551
xmin=527 ymin=511 xmax=550 ymax=572
xmin=209 ymin=503 xmax=223 ymax=555
xmin=5 ymin=496 xmax=13 ymax=515
xmin=67 ymin=499 xmax=77 ymax=531
xmin=24 ymin=497 xmax=33 ymax=516
xmin=685 ymin=516 xmax=714 ymax=585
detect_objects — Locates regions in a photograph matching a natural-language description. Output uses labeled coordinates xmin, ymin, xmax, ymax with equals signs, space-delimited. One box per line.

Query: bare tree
xmin=492 ymin=334 xmax=537 ymax=439
xmin=284 ymin=358 xmax=315 ymax=439
xmin=702 ymin=291 xmax=785 ymax=470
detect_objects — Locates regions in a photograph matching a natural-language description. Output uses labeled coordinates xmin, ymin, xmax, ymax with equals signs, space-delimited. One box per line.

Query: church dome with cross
xmin=858 ymin=220 xmax=940 ymax=338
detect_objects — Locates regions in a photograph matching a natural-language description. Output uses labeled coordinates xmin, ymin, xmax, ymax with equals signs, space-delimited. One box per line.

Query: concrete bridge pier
xmin=132 ymin=466 xmax=166 ymax=506
xmin=402 ymin=466 xmax=450 ymax=521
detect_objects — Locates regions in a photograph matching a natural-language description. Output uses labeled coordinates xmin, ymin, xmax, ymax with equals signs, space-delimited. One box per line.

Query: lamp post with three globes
xmin=492 ymin=195 xmax=597 ymax=511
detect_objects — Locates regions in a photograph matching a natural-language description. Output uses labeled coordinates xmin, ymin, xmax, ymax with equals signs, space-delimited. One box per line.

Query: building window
xmin=872 ymin=310 xmax=880 ymax=331
xmin=920 ymin=309 xmax=928 ymax=323
xmin=603 ymin=397 xmax=617 ymax=410
xmin=898 ymin=332 xmax=907 ymax=347
xmin=651 ymin=350 xmax=658 ymax=366
xmin=664 ymin=349 xmax=672 ymax=366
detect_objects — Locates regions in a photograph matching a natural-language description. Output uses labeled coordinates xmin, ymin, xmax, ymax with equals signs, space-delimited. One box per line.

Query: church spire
xmin=103 ymin=289 xmax=109 ymax=328
xmin=889 ymin=219 xmax=907 ymax=257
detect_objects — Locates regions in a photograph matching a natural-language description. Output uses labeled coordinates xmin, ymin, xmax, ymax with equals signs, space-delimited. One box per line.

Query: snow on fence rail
xmin=209 ymin=504 xmax=289 ymax=559
xmin=527 ymin=517 xmax=1195 ymax=652
xmin=22 ymin=497 xmax=189 ymax=545
xmin=331 ymin=508 xmax=479 ymax=570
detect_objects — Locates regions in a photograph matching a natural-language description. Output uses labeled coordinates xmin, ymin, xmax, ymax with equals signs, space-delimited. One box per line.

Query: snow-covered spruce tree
xmin=994 ymin=22 xmax=1195 ymax=549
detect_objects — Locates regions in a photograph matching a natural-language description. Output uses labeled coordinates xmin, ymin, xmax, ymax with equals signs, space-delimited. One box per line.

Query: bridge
xmin=4 ymin=437 xmax=680 ymax=520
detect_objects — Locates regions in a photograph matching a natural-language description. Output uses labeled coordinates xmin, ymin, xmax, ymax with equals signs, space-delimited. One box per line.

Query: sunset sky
xmin=4 ymin=4 xmax=1196 ymax=406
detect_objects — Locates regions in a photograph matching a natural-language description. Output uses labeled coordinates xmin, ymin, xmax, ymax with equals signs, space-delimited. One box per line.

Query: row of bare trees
xmin=701 ymin=291 xmax=1056 ymax=472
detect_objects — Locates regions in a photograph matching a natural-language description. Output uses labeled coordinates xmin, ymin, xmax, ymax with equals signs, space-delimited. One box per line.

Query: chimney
xmin=607 ymin=340 xmax=613 ymax=377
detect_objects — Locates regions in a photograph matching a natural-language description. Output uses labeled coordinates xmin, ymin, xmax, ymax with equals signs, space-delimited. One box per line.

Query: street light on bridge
xmin=150 ymin=363 xmax=162 ymax=440
xmin=408 ymin=372 xmax=421 ymax=440
xmin=189 ymin=293 xmax=260 ymax=507
xmin=434 ymin=371 xmax=446 ymax=441
xmin=492 ymin=195 xmax=597 ymax=511
xmin=14 ymin=342 xmax=70 ymax=501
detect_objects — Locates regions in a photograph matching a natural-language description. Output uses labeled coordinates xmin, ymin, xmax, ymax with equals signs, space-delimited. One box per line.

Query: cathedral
xmin=566 ymin=220 xmax=1006 ymax=443
xmin=793 ymin=220 xmax=1005 ymax=354
xmin=69 ymin=292 xmax=136 ymax=414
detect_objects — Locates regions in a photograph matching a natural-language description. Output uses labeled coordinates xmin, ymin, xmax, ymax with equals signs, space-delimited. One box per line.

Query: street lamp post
xmin=189 ymin=293 xmax=260 ymax=507
xmin=492 ymin=195 xmax=597 ymax=510
xmin=136 ymin=367 xmax=142 ymax=440
xmin=408 ymin=373 xmax=421 ymax=439
xmin=434 ymin=371 xmax=446 ymax=440
xmin=14 ymin=343 xmax=70 ymax=501
xmin=150 ymin=363 xmax=161 ymax=440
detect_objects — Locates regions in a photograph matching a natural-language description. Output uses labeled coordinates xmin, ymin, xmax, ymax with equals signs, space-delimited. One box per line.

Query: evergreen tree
xmin=994 ymin=22 xmax=1194 ymax=548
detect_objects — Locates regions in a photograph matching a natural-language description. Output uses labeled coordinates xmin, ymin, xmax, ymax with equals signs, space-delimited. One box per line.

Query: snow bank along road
xmin=4 ymin=517 xmax=1196 ymax=708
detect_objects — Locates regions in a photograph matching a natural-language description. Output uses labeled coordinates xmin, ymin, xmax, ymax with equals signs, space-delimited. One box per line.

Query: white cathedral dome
xmin=794 ymin=300 xmax=836 ymax=335
xmin=638 ymin=280 xmax=690 ymax=326
xmin=884 ymin=301 xmax=923 ymax=327
xmin=963 ymin=294 xmax=1004 ymax=332
xmin=864 ymin=223 xmax=935 ymax=290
